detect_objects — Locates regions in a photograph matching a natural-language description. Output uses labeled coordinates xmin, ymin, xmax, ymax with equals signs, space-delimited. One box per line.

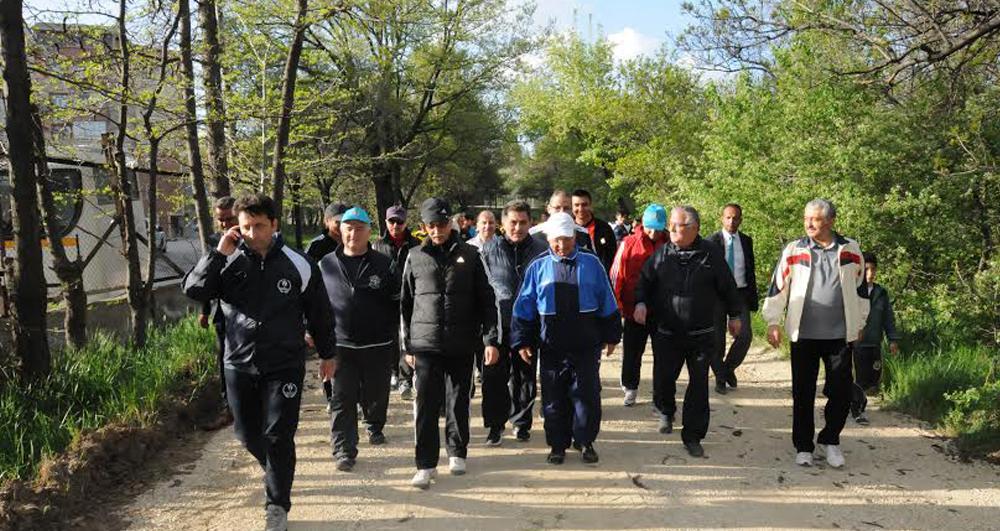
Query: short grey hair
xmin=671 ymin=205 xmax=700 ymax=226
xmin=805 ymin=198 xmax=837 ymax=220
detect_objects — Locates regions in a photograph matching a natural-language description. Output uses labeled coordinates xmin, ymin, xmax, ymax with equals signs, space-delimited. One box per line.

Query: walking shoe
xmin=326 ymin=401 xmax=333 ymax=414
xmin=854 ymin=412 xmax=870 ymax=425
xmin=725 ymin=372 xmax=738 ymax=388
xmin=390 ymin=374 xmax=399 ymax=390
xmin=715 ymin=381 xmax=728 ymax=395
xmin=486 ymin=427 xmax=503 ymax=446
xmin=448 ymin=457 xmax=467 ymax=475
xmin=581 ymin=444 xmax=599 ymax=464
xmin=546 ymin=449 xmax=565 ymax=465
xmin=514 ymin=428 xmax=531 ymax=442
xmin=818 ymin=444 xmax=845 ymax=468
xmin=368 ymin=431 xmax=387 ymax=445
xmin=658 ymin=416 xmax=673 ymax=434
xmin=684 ymin=441 xmax=705 ymax=458
xmin=335 ymin=456 xmax=356 ymax=472
xmin=399 ymin=384 xmax=413 ymax=400
xmin=411 ymin=468 xmax=437 ymax=489
xmin=623 ymin=389 xmax=638 ymax=407
xmin=264 ymin=504 xmax=288 ymax=531
xmin=795 ymin=452 xmax=814 ymax=466
xmin=572 ymin=440 xmax=582 ymax=452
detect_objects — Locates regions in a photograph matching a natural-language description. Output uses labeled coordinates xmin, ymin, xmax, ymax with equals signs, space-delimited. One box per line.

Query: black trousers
xmin=790 ymin=339 xmax=852 ymax=452
xmin=652 ymin=333 xmax=712 ymax=444
xmin=711 ymin=303 xmax=753 ymax=382
xmin=621 ymin=319 xmax=652 ymax=391
xmin=851 ymin=345 xmax=881 ymax=416
xmin=480 ymin=347 xmax=511 ymax=430
xmin=329 ymin=345 xmax=392 ymax=459
xmin=413 ymin=353 xmax=473 ymax=469
xmin=225 ymin=365 xmax=304 ymax=512
xmin=397 ymin=340 xmax=414 ymax=387
xmin=214 ymin=322 xmax=226 ymax=401
xmin=540 ymin=348 xmax=602 ymax=451
xmin=509 ymin=346 xmax=538 ymax=432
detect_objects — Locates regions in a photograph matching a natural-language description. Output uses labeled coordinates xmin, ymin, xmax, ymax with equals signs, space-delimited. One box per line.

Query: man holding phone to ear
xmin=183 ymin=194 xmax=336 ymax=531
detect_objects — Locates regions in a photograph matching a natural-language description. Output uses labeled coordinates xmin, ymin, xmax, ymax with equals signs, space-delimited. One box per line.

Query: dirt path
xmin=116 ymin=345 xmax=1000 ymax=530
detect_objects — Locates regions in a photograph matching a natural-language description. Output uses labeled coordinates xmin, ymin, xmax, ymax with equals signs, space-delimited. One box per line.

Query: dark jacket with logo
xmin=480 ymin=235 xmax=549 ymax=340
xmin=634 ymin=236 xmax=744 ymax=339
xmin=860 ymin=283 xmax=900 ymax=347
xmin=373 ymin=230 xmax=422 ymax=282
xmin=400 ymin=231 xmax=500 ymax=356
xmin=305 ymin=232 xmax=340 ymax=263
xmin=581 ymin=216 xmax=618 ymax=272
xmin=319 ymin=246 xmax=400 ymax=350
xmin=706 ymin=230 xmax=759 ymax=312
xmin=183 ymin=235 xmax=336 ymax=374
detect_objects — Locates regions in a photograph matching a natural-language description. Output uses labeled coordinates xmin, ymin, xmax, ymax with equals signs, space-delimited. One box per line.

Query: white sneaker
xmin=819 ymin=444 xmax=845 ymax=468
xmin=264 ymin=504 xmax=288 ymax=531
xmin=411 ymin=468 xmax=437 ymax=489
xmin=795 ymin=452 xmax=814 ymax=466
xmin=623 ymin=389 xmax=638 ymax=407
xmin=448 ymin=456 xmax=467 ymax=475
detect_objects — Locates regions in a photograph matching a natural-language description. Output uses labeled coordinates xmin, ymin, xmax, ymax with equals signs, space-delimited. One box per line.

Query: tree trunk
xmin=180 ymin=0 xmax=213 ymax=253
xmin=143 ymin=138 xmax=161 ymax=322
xmin=271 ymin=0 xmax=308 ymax=223
xmin=198 ymin=0 xmax=230 ymax=198
xmin=30 ymin=107 xmax=87 ymax=350
xmin=1 ymin=0 xmax=50 ymax=377
xmin=109 ymin=0 xmax=147 ymax=347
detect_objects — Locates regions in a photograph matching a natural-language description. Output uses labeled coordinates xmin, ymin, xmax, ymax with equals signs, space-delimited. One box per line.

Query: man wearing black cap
xmin=306 ymin=202 xmax=348 ymax=263
xmin=374 ymin=205 xmax=422 ymax=398
xmin=400 ymin=197 xmax=500 ymax=489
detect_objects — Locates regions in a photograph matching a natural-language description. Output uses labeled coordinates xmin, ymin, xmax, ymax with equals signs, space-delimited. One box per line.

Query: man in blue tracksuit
xmin=511 ymin=212 xmax=622 ymax=465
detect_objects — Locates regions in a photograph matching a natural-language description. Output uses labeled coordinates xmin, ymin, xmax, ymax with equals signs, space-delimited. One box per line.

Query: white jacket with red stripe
xmin=761 ymin=234 xmax=870 ymax=343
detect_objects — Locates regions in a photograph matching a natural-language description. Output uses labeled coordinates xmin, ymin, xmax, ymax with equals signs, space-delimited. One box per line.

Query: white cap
xmin=544 ymin=212 xmax=577 ymax=240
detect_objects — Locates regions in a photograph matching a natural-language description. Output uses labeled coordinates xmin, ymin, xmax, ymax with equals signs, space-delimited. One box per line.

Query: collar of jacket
xmin=666 ymin=235 xmax=705 ymax=254
xmin=336 ymin=243 xmax=373 ymax=261
xmin=423 ymin=230 xmax=461 ymax=254
xmin=797 ymin=232 xmax=849 ymax=248
xmin=239 ymin=233 xmax=285 ymax=261
xmin=547 ymin=248 xmax=579 ymax=263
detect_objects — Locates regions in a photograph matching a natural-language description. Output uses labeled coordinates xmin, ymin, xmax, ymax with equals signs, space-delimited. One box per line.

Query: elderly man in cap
xmin=306 ymin=202 xmax=348 ymax=262
xmin=373 ymin=205 xmax=422 ymax=397
xmin=400 ymin=197 xmax=500 ymax=489
xmin=319 ymin=206 xmax=399 ymax=472
xmin=763 ymin=199 xmax=869 ymax=468
xmin=610 ymin=204 xmax=669 ymax=407
xmin=634 ymin=206 xmax=744 ymax=458
xmin=511 ymin=212 xmax=622 ymax=465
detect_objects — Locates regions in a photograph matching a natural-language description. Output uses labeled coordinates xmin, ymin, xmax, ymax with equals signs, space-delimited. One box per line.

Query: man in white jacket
xmin=762 ymin=199 xmax=869 ymax=469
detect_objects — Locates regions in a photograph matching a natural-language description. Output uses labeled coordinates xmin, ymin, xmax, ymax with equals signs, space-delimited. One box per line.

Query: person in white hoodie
xmin=762 ymin=199 xmax=869 ymax=469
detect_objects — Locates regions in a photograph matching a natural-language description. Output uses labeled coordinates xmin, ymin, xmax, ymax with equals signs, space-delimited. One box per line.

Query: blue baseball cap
xmin=340 ymin=206 xmax=371 ymax=225
xmin=642 ymin=204 xmax=667 ymax=231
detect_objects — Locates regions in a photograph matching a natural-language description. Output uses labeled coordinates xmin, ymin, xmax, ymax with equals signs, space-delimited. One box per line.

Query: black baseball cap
xmin=420 ymin=197 xmax=452 ymax=224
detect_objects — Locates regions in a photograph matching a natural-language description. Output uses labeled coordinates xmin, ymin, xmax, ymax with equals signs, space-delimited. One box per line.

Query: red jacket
xmin=610 ymin=226 xmax=666 ymax=321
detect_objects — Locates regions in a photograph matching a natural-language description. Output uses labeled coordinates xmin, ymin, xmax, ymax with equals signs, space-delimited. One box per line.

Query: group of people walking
xmin=183 ymin=190 xmax=900 ymax=531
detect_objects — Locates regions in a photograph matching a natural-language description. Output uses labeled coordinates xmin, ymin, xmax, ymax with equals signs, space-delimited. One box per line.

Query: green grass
xmin=0 ymin=317 xmax=215 ymax=483
xmin=882 ymin=344 xmax=993 ymax=423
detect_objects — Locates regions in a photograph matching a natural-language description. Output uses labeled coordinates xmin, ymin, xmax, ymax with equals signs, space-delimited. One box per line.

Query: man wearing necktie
xmin=706 ymin=204 xmax=759 ymax=394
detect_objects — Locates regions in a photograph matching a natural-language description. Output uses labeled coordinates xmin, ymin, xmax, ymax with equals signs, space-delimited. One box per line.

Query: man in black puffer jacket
xmin=400 ymin=197 xmax=500 ymax=490
xmin=479 ymin=200 xmax=549 ymax=444
xmin=319 ymin=207 xmax=400 ymax=472
xmin=183 ymin=194 xmax=335 ymax=530
xmin=634 ymin=206 xmax=744 ymax=459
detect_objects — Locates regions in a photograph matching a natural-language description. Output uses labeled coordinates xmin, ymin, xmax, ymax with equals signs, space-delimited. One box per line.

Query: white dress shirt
xmin=722 ymin=230 xmax=748 ymax=288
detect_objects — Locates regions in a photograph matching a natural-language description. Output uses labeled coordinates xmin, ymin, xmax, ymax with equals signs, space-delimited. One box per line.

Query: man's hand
xmin=217 ymin=226 xmax=241 ymax=256
xmin=518 ymin=346 xmax=534 ymax=364
xmin=604 ymin=343 xmax=617 ymax=357
xmin=767 ymin=325 xmax=782 ymax=348
xmin=198 ymin=313 xmax=209 ymax=329
xmin=889 ymin=341 xmax=900 ymax=355
xmin=484 ymin=346 xmax=500 ymax=366
xmin=633 ymin=303 xmax=648 ymax=325
xmin=319 ymin=358 xmax=338 ymax=381
xmin=404 ymin=354 xmax=415 ymax=369
xmin=728 ymin=318 xmax=742 ymax=338
xmin=304 ymin=333 xmax=315 ymax=349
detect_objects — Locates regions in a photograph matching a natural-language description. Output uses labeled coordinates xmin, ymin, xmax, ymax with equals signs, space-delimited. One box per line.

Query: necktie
xmin=726 ymin=237 xmax=735 ymax=271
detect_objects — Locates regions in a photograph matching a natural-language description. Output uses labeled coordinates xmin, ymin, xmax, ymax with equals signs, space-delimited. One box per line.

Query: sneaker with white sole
xmin=623 ymin=389 xmax=638 ymax=407
xmin=795 ymin=452 xmax=814 ymax=466
xmin=818 ymin=444 xmax=845 ymax=468
xmin=411 ymin=468 xmax=437 ymax=489
xmin=449 ymin=456 xmax=467 ymax=475
xmin=264 ymin=504 xmax=288 ymax=531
